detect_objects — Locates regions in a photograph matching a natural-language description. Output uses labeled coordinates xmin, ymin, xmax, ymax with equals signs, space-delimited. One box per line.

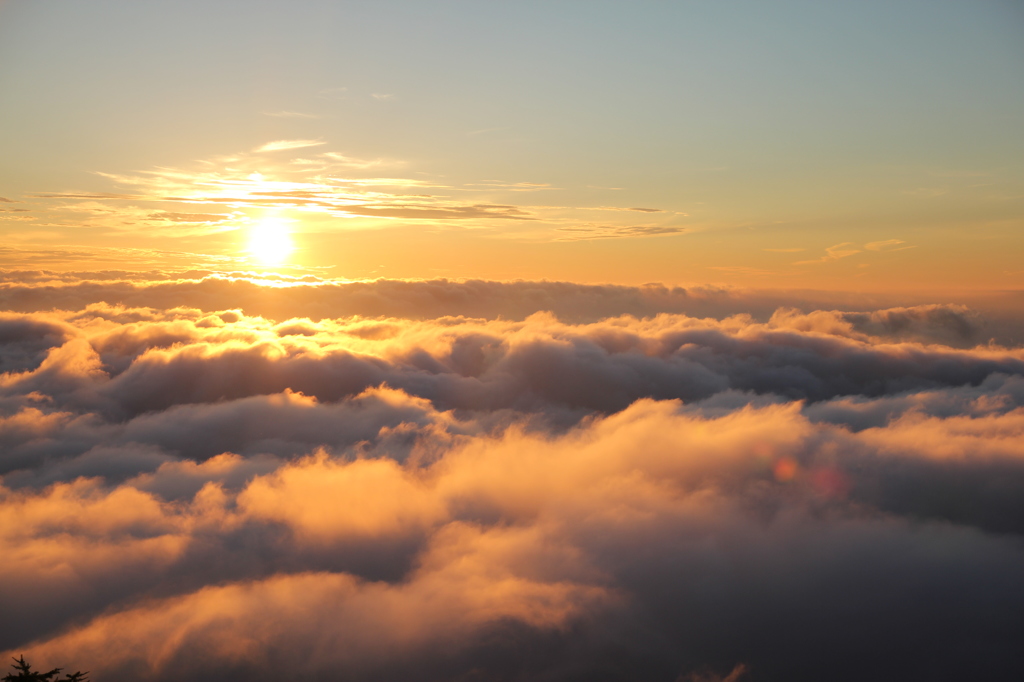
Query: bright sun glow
xmin=248 ymin=218 xmax=294 ymax=265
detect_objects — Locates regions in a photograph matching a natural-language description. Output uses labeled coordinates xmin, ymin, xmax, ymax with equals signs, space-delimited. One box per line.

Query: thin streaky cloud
xmin=2 ymin=229 xmax=60 ymax=240
xmin=21 ymin=148 xmax=707 ymax=245
xmin=30 ymin=191 xmax=140 ymax=200
xmin=865 ymin=239 xmax=906 ymax=251
xmin=764 ymin=248 xmax=806 ymax=253
xmin=594 ymin=206 xmax=665 ymax=213
xmin=147 ymin=212 xmax=232 ymax=223
xmin=320 ymin=152 xmax=399 ymax=169
xmin=555 ymin=224 xmax=686 ymax=241
xmin=254 ymin=139 xmax=327 ymax=153
xmin=794 ymin=243 xmax=862 ymax=265
xmin=464 ymin=182 xmax=557 ymax=192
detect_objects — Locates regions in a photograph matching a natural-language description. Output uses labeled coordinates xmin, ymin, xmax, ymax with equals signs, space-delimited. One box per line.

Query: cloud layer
xmin=2 ymin=275 xmax=1024 ymax=681
xmin=7 ymin=143 xmax=688 ymax=244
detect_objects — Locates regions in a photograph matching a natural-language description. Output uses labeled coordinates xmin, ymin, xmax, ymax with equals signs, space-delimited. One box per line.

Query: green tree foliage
xmin=2 ymin=656 xmax=88 ymax=682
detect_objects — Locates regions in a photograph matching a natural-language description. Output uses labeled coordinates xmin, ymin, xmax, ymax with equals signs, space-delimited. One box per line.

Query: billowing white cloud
xmin=2 ymin=274 xmax=1024 ymax=681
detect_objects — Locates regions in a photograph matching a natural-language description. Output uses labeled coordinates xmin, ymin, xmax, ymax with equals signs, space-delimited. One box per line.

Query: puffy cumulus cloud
xmin=17 ymin=309 xmax=1024 ymax=423
xmin=0 ymin=312 xmax=74 ymax=374
xmin=2 ymin=277 xmax=1024 ymax=680
xmin=4 ymin=400 xmax=1024 ymax=680
xmin=13 ymin=543 xmax=606 ymax=682
xmin=768 ymin=304 xmax=983 ymax=347
xmin=0 ymin=477 xmax=193 ymax=647
xmin=238 ymin=453 xmax=447 ymax=542
xmin=2 ymin=271 xmax=1023 ymax=345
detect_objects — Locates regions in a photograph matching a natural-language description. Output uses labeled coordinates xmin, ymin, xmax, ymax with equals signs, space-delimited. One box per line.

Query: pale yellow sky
xmin=1 ymin=0 xmax=1022 ymax=290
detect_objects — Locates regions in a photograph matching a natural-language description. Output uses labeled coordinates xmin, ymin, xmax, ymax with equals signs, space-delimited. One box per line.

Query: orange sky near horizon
xmin=1 ymin=0 xmax=1022 ymax=291
xmin=2 ymin=143 xmax=1021 ymax=293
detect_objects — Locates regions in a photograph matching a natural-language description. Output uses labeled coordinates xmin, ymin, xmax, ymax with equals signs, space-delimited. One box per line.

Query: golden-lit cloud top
xmin=2 ymin=273 xmax=1024 ymax=680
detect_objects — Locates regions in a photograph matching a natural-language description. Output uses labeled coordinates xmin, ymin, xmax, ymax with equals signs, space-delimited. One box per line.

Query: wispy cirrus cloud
xmin=254 ymin=139 xmax=327 ymax=153
xmin=0 ymin=245 xmax=247 ymax=270
xmin=10 ymin=143 xmax=691 ymax=251
xmin=556 ymin=224 xmax=686 ymax=240
xmin=593 ymin=206 xmax=666 ymax=213
xmin=30 ymin=192 xmax=139 ymax=200
xmin=794 ymin=239 xmax=917 ymax=265
xmin=865 ymin=239 xmax=913 ymax=251
xmin=146 ymin=212 xmax=233 ymax=223
xmin=465 ymin=181 xmax=558 ymax=192
xmin=794 ymin=242 xmax=862 ymax=265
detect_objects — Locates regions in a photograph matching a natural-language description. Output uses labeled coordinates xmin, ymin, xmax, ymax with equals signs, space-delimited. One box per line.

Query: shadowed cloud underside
xmin=1 ymin=274 xmax=1024 ymax=681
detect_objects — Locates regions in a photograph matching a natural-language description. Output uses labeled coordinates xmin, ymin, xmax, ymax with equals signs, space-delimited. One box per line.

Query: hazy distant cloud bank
xmin=2 ymin=269 xmax=1023 ymax=345
xmin=2 ymin=272 xmax=1024 ymax=681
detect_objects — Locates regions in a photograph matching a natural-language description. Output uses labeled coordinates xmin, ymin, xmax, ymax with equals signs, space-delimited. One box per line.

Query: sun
xmin=248 ymin=217 xmax=294 ymax=265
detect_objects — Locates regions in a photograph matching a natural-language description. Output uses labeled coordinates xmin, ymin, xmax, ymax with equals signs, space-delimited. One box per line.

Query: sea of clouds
xmin=2 ymin=271 xmax=1024 ymax=681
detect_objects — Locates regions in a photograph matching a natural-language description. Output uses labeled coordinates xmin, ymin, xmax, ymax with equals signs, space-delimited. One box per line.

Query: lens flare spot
xmin=773 ymin=456 xmax=799 ymax=482
xmin=810 ymin=467 xmax=850 ymax=498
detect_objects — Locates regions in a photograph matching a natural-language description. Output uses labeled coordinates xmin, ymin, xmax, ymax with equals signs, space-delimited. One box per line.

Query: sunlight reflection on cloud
xmin=2 ymin=275 xmax=1024 ymax=681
